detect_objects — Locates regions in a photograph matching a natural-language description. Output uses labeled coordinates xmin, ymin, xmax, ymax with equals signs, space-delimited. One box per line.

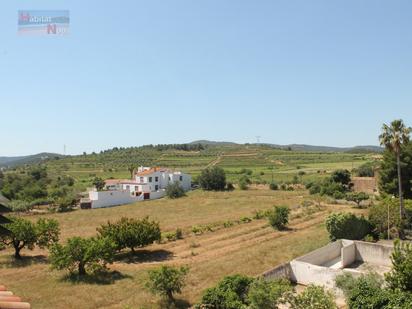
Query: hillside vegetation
xmin=20 ymin=143 xmax=381 ymax=193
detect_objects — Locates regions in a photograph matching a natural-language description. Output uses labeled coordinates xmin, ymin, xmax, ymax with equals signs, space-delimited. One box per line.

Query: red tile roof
xmin=0 ymin=285 xmax=30 ymax=309
xmin=135 ymin=167 xmax=170 ymax=176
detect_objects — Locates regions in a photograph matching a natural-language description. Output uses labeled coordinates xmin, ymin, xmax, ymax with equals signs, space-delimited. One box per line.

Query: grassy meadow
xmin=0 ymin=188 xmax=367 ymax=308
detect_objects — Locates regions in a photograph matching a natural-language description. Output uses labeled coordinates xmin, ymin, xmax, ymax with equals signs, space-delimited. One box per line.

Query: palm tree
xmin=379 ymin=119 xmax=411 ymax=221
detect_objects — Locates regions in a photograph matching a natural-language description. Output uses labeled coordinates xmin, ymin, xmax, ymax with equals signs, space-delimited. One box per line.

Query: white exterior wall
xmin=166 ymin=172 xmax=191 ymax=191
xmin=135 ymin=171 xmax=191 ymax=191
xmin=89 ymin=191 xmax=143 ymax=209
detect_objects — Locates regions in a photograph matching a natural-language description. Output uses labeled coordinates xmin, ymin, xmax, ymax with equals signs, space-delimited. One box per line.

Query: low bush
xmin=240 ymin=216 xmax=252 ymax=223
xmin=288 ymin=284 xmax=336 ymax=309
xmin=325 ymin=212 xmax=373 ymax=241
xmin=166 ymin=181 xmax=186 ymax=199
xmin=145 ymin=265 xmax=189 ymax=306
xmin=269 ymin=182 xmax=279 ymax=190
xmin=198 ymin=274 xmax=253 ymax=309
xmin=369 ymin=198 xmax=412 ymax=238
xmin=268 ymin=206 xmax=290 ymax=230
xmin=247 ymin=278 xmax=292 ymax=309
xmin=226 ymin=182 xmax=235 ymax=191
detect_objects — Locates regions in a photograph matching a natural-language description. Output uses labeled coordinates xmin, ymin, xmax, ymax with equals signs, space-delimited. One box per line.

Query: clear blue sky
xmin=1 ymin=1 xmax=412 ymax=156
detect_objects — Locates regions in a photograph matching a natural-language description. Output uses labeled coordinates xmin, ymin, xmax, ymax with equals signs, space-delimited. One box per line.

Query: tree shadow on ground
xmin=116 ymin=249 xmax=174 ymax=264
xmin=157 ymin=298 xmax=191 ymax=309
xmin=61 ymin=270 xmax=132 ymax=285
xmin=0 ymin=254 xmax=48 ymax=268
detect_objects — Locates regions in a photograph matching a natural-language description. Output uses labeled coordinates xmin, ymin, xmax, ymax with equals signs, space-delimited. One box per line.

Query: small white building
xmin=86 ymin=167 xmax=191 ymax=209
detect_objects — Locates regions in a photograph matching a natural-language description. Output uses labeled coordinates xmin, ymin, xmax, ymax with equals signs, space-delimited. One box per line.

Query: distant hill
xmin=189 ymin=140 xmax=238 ymax=146
xmin=263 ymin=143 xmax=383 ymax=153
xmin=0 ymin=153 xmax=63 ymax=168
xmin=190 ymin=140 xmax=383 ymax=153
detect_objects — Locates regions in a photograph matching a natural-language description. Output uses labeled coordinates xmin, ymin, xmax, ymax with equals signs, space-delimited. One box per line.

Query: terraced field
xmin=42 ymin=144 xmax=378 ymax=193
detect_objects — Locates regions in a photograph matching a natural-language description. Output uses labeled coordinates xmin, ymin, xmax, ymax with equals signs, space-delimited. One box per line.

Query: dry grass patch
xmin=0 ymin=189 xmax=366 ymax=308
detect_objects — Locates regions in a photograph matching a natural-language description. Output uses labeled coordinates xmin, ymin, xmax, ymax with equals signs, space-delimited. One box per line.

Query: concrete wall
xmin=263 ymin=240 xmax=394 ymax=290
xmin=295 ymin=240 xmax=342 ymax=266
xmin=261 ymin=263 xmax=294 ymax=281
xmin=341 ymin=243 xmax=356 ymax=267
xmin=290 ymin=261 xmax=341 ymax=288
xmin=354 ymin=241 xmax=393 ymax=267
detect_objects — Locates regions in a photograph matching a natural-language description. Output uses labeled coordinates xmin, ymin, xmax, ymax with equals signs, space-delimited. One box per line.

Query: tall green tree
xmin=379 ymin=142 xmax=412 ymax=200
xmin=379 ymin=119 xmax=411 ymax=221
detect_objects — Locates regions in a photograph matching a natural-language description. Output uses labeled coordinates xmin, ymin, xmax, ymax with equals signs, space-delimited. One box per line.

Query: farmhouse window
xmin=155 ymin=185 xmax=159 ymax=190
xmin=155 ymin=176 xmax=159 ymax=182
xmin=179 ymin=176 xmax=183 ymax=181
xmin=149 ymin=177 xmax=153 ymax=182
xmin=140 ymin=177 xmax=144 ymax=183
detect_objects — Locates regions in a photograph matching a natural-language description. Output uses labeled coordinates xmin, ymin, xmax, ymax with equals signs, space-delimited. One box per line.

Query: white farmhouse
xmin=84 ymin=167 xmax=191 ymax=209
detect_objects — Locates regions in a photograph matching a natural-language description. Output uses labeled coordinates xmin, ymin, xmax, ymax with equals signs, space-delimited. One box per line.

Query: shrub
xmin=336 ymin=272 xmax=412 ymax=309
xmin=253 ymin=209 xmax=269 ymax=220
xmin=223 ymin=220 xmax=234 ymax=228
xmin=325 ymin=212 xmax=373 ymax=241
xmin=92 ymin=177 xmax=105 ymax=191
xmin=269 ymin=182 xmax=278 ymax=190
xmin=198 ymin=274 xmax=254 ymax=309
xmin=268 ymin=206 xmax=290 ymax=230
xmin=166 ymin=181 xmax=186 ymax=199
xmin=369 ymin=198 xmax=412 ymax=238
xmin=8 ymin=200 xmax=33 ymax=213
xmin=280 ymin=183 xmax=287 ymax=190
xmin=385 ymin=240 xmax=412 ymax=291
xmin=247 ymin=278 xmax=292 ymax=309
xmin=50 ymin=236 xmax=116 ymax=276
xmin=199 ymin=167 xmax=227 ymax=191
xmin=163 ymin=232 xmax=176 ymax=242
xmin=335 ymin=273 xmax=387 ymax=309
xmin=145 ymin=265 xmax=189 ymax=305
xmin=239 ymin=179 xmax=249 ymax=190
xmin=355 ymin=162 xmax=375 ymax=177
xmin=175 ymin=228 xmax=183 ymax=240
xmin=54 ymin=193 xmax=77 ymax=212
xmin=331 ymin=169 xmax=351 ymax=185
xmin=192 ymin=225 xmax=202 ymax=235
xmin=97 ymin=217 xmax=161 ymax=253
xmin=240 ymin=216 xmax=252 ymax=223
xmin=226 ymin=182 xmax=235 ymax=191
xmin=288 ymin=285 xmax=336 ymax=309
xmin=346 ymin=192 xmax=369 ymax=207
